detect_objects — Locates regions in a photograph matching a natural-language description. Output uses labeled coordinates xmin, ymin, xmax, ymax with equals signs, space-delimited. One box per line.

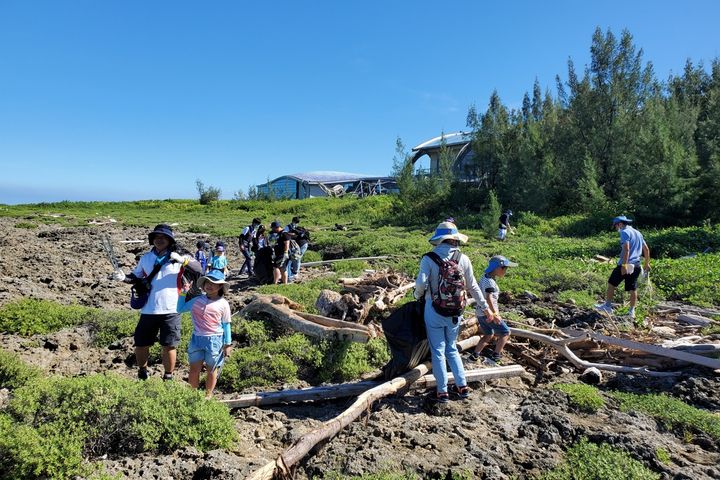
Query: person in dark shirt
xmin=498 ymin=210 xmax=513 ymax=241
xmin=269 ymin=220 xmax=291 ymax=284
xmin=284 ymin=216 xmax=310 ymax=281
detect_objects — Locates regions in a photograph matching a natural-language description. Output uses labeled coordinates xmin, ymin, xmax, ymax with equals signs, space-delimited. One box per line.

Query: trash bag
xmin=381 ymin=299 xmax=428 ymax=380
xmin=254 ymin=246 xmax=274 ymax=285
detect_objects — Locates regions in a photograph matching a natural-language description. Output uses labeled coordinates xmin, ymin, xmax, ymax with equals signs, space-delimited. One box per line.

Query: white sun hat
xmin=428 ymin=221 xmax=469 ymax=246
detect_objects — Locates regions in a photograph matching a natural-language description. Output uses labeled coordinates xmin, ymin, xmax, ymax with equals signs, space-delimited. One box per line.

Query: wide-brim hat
xmin=148 ymin=224 xmax=176 ymax=245
xmin=197 ymin=271 xmax=229 ymax=294
xmin=484 ymin=255 xmax=518 ymax=274
xmin=429 ymin=222 xmax=468 ymax=246
xmin=612 ymin=215 xmax=633 ymax=225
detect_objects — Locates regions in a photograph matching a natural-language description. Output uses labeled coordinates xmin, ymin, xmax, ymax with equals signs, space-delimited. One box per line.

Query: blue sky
xmin=1 ymin=1 xmax=718 ymax=204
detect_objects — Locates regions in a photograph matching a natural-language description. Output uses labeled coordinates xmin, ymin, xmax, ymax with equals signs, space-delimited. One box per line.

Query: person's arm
xmin=221 ymin=302 xmax=233 ymax=356
xmin=176 ymin=292 xmax=200 ymax=313
xmin=462 ymin=257 xmax=493 ymax=319
xmin=621 ymin=241 xmax=630 ymax=274
xmin=642 ymin=241 xmax=651 ymax=271
xmin=414 ymin=256 xmax=431 ymax=300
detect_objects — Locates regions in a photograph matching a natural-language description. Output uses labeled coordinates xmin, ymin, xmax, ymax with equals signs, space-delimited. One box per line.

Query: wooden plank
xmin=220 ymin=365 xmax=525 ymax=409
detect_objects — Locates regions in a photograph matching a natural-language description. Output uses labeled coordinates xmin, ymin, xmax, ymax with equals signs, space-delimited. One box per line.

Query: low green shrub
xmin=556 ymin=290 xmax=598 ymax=308
xmin=538 ymin=438 xmax=660 ymax=480
xmin=219 ymin=333 xmax=323 ymax=390
xmin=552 ymin=383 xmax=605 ymax=413
xmin=233 ymin=318 xmax=271 ymax=346
xmin=318 ymin=338 xmax=390 ymax=383
xmin=302 ymin=249 xmax=322 ymax=263
xmin=655 ymin=447 xmax=671 ymax=465
xmin=0 ymin=349 xmax=42 ymax=390
xmin=258 ymin=276 xmax=342 ymax=313
xmin=651 ymin=253 xmax=720 ymax=306
xmin=2 ymin=374 xmax=236 ymax=479
xmin=0 ymin=298 xmax=88 ymax=336
xmin=86 ymin=310 xmax=138 ymax=348
xmin=609 ymin=391 xmax=720 ymax=440
xmin=331 ymin=260 xmax=370 ymax=275
xmin=14 ymin=222 xmax=38 ymax=229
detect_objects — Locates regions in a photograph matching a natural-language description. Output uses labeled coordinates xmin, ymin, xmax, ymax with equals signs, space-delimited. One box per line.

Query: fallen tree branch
xmin=246 ymin=336 xmax=483 ymax=480
xmin=574 ymin=330 xmax=720 ymax=370
xmin=220 ymin=365 xmax=525 ymax=409
xmin=302 ymin=255 xmax=391 ymax=267
xmin=509 ymin=327 xmax=681 ymax=377
xmin=242 ymin=295 xmax=371 ymax=343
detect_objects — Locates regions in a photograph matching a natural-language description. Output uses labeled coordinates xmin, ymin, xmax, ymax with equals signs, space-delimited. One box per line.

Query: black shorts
xmin=273 ymin=257 xmax=289 ymax=269
xmin=608 ymin=265 xmax=642 ymax=292
xmin=134 ymin=313 xmax=182 ymax=347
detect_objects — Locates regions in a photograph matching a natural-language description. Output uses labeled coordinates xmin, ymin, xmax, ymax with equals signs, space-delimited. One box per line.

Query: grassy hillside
xmin=2 ymin=196 xmax=719 ymax=307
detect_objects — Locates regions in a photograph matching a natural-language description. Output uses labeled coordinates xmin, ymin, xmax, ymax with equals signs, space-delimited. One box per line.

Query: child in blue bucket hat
xmin=177 ymin=270 xmax=233 ymax=398
xmin=469 ymin=255 xmax=517 ymax=364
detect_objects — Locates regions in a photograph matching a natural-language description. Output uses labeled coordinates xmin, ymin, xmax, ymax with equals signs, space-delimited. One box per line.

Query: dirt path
xmin=1 ymin=218 xmax=719 ymax=479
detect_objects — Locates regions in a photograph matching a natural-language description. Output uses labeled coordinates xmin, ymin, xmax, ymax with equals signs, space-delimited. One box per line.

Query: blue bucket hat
xmin=612 ymin=215 xmax=633 ymax=225
xmin=484 ymin=255 xmax=518 ymax=274
xmin=148 ymin=224 xmax=176 ymax=245
xmin=198 ymin=270 xmax=229 ymax=294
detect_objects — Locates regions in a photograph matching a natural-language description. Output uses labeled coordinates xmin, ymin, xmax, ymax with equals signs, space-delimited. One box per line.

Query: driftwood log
xmin=246 ymin=335 xmax=484 ymax=480
xmin=242 ymin=295 xmax=372 ymax=343
xmin=221 ymin=365 xmax=525 ymax=409
xmin=508 ymin=328 xmax=682 ymax=377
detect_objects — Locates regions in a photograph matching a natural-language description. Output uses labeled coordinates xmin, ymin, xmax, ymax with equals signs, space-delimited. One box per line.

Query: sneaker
xmin=137 ymin=368 xmax=149 ymax=380
xmin=449 ymin=384 xmax=470 ymax=399
xmin=162 ymin=373 xmax=174 ymax=381
xmin=468 ymin=351 xmax=483 ymax=362
xmin=487 ymin=352 xmax=502 ymax=364
xmin=435 ymin=392 xmax=450 ymax=404
xmin=594 ymin=303 xmax=614 ymax=315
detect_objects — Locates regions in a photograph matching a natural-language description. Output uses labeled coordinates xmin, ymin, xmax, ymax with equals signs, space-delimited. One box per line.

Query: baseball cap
xmin=484 ymin=255 xmax=518 ymax=274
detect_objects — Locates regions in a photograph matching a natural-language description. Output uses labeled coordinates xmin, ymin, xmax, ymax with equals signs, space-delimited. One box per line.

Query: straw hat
xmin=428 ymin=222 xmax=468 ymax=246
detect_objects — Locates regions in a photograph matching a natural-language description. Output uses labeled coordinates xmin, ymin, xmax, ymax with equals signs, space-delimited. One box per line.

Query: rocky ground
xmin=0 ymin=217 xmax=719 ymax=479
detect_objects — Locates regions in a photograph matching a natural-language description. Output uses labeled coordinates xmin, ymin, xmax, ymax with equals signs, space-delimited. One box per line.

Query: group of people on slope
xmin=415 ymin=214 xmax=650 ymax=404
xmin=237 ymin=216 xmax=310 ymax=285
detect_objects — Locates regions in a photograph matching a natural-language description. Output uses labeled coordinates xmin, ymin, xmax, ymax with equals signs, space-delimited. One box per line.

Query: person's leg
xmin=188 ymin=361 xmax=203 ymax=389
xmin=159 ymin=314 xmax=181 ymax=377
xmin=292 ymin=244 xmax=308 ymax=277
xmin=273 ymin=266 xmax=281 ymax=284
xmin=495 ymin=334 xmax=509 ymax=354
xmin=444 ymin=318 xmax=466 ymax=388
xmin=473 ymin=335 xmax=494 ymax=354
xmin=605 ymin=283 xmax=616 ymax=304
xmin=135 ymin=346 xmax=150 ymax=369
xmin=162 ymin=346 xmax=176 ymax=376
xmin=472 ymin=317 xmax=495 ymax=355
xmin=280 ymin=261 xmax=288 ymax=284
xmin=424 ymin=304 xmax=448 ymax=395
xmin=133 ymin=314 xmax=159 ymax=378
xmin=205 ymin=369 xmax=219 ymax=398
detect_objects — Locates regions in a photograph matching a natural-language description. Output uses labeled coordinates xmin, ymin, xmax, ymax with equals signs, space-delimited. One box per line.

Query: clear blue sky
xmin=1 ymin=1 xmax=718 ymax=204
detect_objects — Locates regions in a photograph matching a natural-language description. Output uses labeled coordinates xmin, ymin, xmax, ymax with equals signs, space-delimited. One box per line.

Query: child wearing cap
xmin=177 ymin=270 xmax=233 ymax=398
xmin=469 ymin=255 xmax=518 ymax=364
xmin=195 ymin=241 xmax=208 ymax=273
xmin=208 ymin=243 xmax=228 ymax=279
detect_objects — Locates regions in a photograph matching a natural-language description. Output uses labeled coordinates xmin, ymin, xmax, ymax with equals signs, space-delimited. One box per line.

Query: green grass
xmin=655 ymin=447 xmax=671 ymax=465
xmin=552 ymin=383 xmax=605 ymax=413
xmin=609 ymin=391 xmax=720 ymax=440
xmin=538 ymin=438 xmax=660 ymax=480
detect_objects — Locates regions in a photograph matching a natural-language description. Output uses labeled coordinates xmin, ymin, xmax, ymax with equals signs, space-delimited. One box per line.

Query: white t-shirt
xmin=132 ymin=250 xmax=188 ymax=315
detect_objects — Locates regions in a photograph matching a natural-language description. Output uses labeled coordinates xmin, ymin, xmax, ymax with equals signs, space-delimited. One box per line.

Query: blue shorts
xmin=187 ymin=334 xmax=224 ymax=368
xmin=478 ymin=316 xmax=510 ymax=336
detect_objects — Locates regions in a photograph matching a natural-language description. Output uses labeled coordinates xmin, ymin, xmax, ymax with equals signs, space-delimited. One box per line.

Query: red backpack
xmin=425 ymin=251 xmax=467 ymax=317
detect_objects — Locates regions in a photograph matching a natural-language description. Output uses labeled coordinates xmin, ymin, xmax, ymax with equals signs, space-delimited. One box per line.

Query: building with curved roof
xmin=410 ymin=132 xmax=479 ymax=180
xmin=256 ymin=171 xmax=397 ymax=199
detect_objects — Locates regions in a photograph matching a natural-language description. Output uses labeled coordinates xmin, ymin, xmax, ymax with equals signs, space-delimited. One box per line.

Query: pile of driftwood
xmin=315 ymin=273 xmax=414 ymax=323
xmin=240 ymin=272 xmax=415 ymax=343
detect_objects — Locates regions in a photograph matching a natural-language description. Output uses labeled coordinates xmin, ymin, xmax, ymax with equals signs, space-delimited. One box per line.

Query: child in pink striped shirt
xmin=177 ymin=270 xmax=232 ymax=398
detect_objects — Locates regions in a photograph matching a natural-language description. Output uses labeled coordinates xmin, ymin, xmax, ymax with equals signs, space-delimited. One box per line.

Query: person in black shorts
xmin=269 ymin=220 xmax=291 ymax=284
xmin=115 ymin=224 xmax=203 ymax=380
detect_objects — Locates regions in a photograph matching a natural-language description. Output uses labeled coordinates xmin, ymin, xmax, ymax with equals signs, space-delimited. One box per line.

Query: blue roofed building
xmin=256 ymin=171 xmax=397 ymax=199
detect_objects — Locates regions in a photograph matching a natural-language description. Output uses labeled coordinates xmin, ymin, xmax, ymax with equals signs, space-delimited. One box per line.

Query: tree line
xmin=395 ymin=27 xmax=720 ymax=227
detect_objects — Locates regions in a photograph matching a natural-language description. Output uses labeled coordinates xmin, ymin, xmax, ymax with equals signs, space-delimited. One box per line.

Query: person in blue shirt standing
xmin=595 ymin=215 xmax=651 ymax=319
